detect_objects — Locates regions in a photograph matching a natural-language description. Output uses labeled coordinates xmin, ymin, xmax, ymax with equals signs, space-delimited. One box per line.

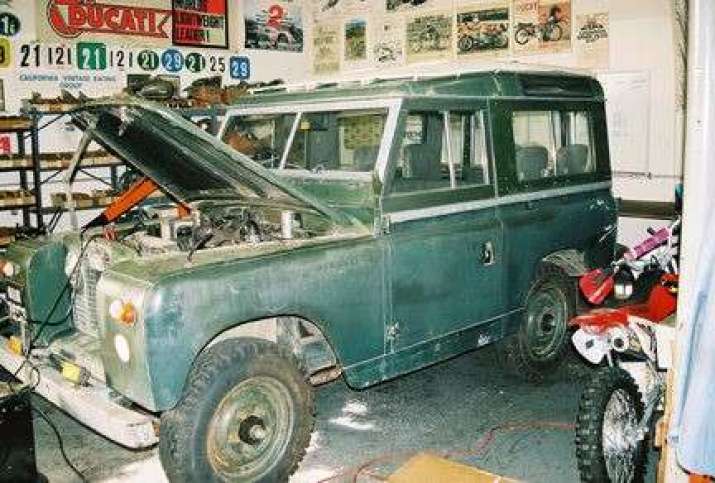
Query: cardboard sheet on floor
xmin=388 ymin=453 xmax=517 ymax=483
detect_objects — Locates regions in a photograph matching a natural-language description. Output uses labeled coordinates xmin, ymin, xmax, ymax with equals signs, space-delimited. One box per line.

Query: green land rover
xmin=0 ymin=71 xmax=617 ymax=482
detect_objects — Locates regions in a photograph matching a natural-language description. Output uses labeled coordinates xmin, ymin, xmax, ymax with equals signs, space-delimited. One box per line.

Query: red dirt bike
xmin=572 ymin=189 xmax=681 ymax=482
xmin=571 ymin=273 xmax=677 ymax=482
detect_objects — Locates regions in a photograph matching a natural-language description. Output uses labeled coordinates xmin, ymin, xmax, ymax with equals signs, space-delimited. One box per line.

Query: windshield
xmin=221 ymin=108 xmax=389 ymax=173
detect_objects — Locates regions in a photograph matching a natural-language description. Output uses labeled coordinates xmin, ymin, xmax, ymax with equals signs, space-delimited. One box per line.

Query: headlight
xmin=613 ymin=268 xmax=635 ymax=300
xmin=114 ymin=334 xmax=131 ymax=363
xmin=0 ymin=259 xmax=15 ymax=277
xmin=109 ymin=299 xmax=137 ymax=326
xmin=65 ymin=247 xmax=80 ymax=277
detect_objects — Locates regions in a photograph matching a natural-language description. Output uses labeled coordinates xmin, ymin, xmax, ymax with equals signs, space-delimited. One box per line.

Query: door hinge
xmin=386 ymin=322 xmax=400 ymax=341
xmin=379 ymin=216 xmax=391 ymax=235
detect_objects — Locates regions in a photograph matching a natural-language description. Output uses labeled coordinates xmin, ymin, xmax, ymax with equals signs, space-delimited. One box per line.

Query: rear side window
xmin=391 ymin=110 xmax=489 ymax=193
xmin=512 ymin=110 xmax=595 ymax=182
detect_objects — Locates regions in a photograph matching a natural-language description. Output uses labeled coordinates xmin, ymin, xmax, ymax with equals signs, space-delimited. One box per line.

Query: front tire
xmin=498 ymin=264 xmax=576 ymax=381
xmin=515 ymin=27 xmax=531 ymax=45
xmin=159 ymin=338 xmax=314 ymax=483
xmin=575 ymin=367 xmax=646 ymax=483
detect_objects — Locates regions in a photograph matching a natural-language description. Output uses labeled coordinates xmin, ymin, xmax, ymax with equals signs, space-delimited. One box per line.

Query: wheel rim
xmin=458 ymin=36 xmax=473 ymax=52
xmin=602 ymin=388 xmax=640 ymax=483
xmin=515 ymin=29 xmax=530 ymax=45
xmin=524 ymin=284 xmax=568 ymax=360
xmin=207 ymin=376 xmax=294 ymax=480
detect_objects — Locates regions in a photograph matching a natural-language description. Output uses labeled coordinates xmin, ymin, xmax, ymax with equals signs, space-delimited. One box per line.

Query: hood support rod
xmin=63 ymin=129 xmax=94 ymax=231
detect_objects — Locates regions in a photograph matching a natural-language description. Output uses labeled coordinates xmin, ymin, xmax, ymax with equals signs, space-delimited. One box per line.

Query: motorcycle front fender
xmin=572 ymin=328 xmax=611 ymax=365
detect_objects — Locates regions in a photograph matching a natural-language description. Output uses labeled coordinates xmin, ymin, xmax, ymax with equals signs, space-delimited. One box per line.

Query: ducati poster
xmin=38 ymin=0 xmax=174 ymax=47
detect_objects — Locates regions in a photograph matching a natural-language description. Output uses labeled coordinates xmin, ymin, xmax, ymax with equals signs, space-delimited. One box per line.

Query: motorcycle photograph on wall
xmin=456 ymin=7 xmax=509 ymax=55
xmin=515 ymin=6 xmax=566 ymax=45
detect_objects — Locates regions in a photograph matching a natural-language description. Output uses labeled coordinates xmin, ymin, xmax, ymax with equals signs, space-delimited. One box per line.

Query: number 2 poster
xmin=243 ymin=1 xmax=304 ymax=53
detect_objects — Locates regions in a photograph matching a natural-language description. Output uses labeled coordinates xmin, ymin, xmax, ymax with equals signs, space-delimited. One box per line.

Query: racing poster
xmin=372 ymin=17 xmax=405 ymax=68
xmin=575 ymin=12 xmax=608 ymax=69
xmin=456 ymin=2 xmax=509 ymax=59
xmin=311 ymin=21 xmax=340 ymax=75
xmin=512 ymin=0 xmax=571 ymax=55
xmin=344 ymin=17 xmax=369 ymax=70
xmin=172 ymin=0 xmax=228 ymax=49
xmin=405 ymin=11 xmax=452 ymax=64
xmin=244 ymin=1 xmax=304 ymax=52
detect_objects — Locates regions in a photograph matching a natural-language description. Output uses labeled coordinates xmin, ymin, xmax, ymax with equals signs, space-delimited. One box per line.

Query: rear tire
xmin=458 ymin=35 xmax=474 ymax=52
xmin=498 ymin=264 xmax=576 ymax=381
xmin=159 ymin=338 xmax=314 ymax=483
xmin=575 ymin=367 xmax=646 ymax=483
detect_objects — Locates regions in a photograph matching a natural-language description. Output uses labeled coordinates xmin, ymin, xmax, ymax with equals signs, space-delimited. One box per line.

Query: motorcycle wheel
xmin=548 ymin=24 xmax=563 ymax=42
xmin=458 ymin=35 xmax=474 ymax=53
xmin=515 ymin=27 xmax=531 ymax=45
xmin=575 ymin=367 xmax=646 ymax=483
xmin=495 ymin=34 xmax=508 ymax=48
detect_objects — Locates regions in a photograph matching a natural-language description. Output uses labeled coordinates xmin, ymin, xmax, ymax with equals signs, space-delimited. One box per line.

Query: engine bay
xmin=110 ymin=201 xmax=322 ymax=258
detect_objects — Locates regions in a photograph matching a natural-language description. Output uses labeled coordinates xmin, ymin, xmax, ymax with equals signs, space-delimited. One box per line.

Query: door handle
xmin=480 ymin=241 xmax=495 ymax=266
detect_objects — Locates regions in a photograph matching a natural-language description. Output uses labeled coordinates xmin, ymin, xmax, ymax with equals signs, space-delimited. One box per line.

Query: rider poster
xmin=311 ymin=21 xmax=341 ymax=75
xmin=512 ymin=0 xmax=571 ymax=55
xmin=405 ymin=11 xmax=452 ymax=64
xmin=575 ymin=12 xmax=609 ymax=69
xmin=372 ymin=17 xmax=406 ymax=68
xmin=455 ymin=2 xmax=510 ymax=59
xmin=343 ymin=17 xmax=370 ymax=70
xmin=243 ymin=1 xmax=304 ymax=52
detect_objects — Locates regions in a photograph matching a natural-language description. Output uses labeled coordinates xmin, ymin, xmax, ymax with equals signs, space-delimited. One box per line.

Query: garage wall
xmin=0 ymin=1 xmax=309 ymax=230
xmin=0 ymin=1 xmax=684 ymax=242
xmin=304 ymin=0 xmax=684 ymax=244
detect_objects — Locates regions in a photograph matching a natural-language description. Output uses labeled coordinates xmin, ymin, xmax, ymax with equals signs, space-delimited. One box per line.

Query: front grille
xmin=73 ymin=260 xmax=101 ymax=337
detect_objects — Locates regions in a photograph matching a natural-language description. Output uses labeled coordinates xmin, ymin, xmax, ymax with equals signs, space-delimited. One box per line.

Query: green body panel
xmin=100 ymin=235 xmax=387 ymax=410
xmin=498 ymin=188 xmax=617 ymax=317
xmin=231 ymin=71 xmax=604 ymax=109
xmin=6 ymin=238 xmax=71 ymax=344
xmin=387 ymin=208 xmax=504 ymax=350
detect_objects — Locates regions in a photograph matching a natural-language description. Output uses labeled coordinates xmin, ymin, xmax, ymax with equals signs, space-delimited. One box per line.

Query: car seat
xmin=556 ymin=144 xmax=589 ymax=176
xmin=516 ymin=145 xmax=548 ymax=181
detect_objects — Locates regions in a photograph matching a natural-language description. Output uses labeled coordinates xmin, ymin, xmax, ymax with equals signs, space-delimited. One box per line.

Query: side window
xmin=512 ymin=110 xmax=596 ymax=182
xmin=222 ymin=109 xmax=388 ymax=172
xmin=391 ymin=110 xmax=490 ymax=194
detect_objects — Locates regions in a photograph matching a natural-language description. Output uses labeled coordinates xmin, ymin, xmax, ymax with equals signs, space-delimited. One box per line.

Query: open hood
xmin=70 ymin=100 xmax=351 ymax=225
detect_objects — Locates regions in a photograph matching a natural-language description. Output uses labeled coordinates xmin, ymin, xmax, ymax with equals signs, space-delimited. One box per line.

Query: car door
xmin=490 ymin=99 xmax=616 ymax=312
xmin=382 ymin=101 xmax=505 ymax=352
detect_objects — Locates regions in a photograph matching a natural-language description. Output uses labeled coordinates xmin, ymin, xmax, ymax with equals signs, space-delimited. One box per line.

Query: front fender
xmin=128 ymin=239 xmax=386 ymax=411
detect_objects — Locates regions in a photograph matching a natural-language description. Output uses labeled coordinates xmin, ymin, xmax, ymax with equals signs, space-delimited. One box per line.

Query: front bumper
xmin=0 ymin=336 xmax=159 ymax=449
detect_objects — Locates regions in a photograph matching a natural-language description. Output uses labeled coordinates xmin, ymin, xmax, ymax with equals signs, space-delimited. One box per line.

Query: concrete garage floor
xmin=29 ymin=348 xmax=657 ymax=483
